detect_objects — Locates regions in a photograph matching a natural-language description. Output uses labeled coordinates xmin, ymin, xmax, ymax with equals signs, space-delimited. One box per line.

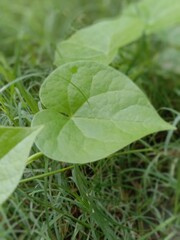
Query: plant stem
xmin=20 ymin=165 xmax=74 ymax=183
xmin=26 ymin=152 xmax=44 ymax=165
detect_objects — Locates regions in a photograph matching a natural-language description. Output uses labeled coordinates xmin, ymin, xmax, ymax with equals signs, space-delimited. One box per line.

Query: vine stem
xmin=20 ymin=165 xmax=74 ymax=183
xmin=26 ymin=152 xmax=44 ymax=165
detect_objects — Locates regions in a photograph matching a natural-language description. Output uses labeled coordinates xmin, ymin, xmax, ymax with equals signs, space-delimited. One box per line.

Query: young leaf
xmin=54 ymin=16 xmax=143 ymax=66
xmin=125 ymin=0 xmax=180 ymax=34
xmin=54 ymin=0 xmax=180 ymax=66
xmin=32 ymin=61 xmax=174 ymax=164
xmin=0 ymin=127 xmax=41 ymax=205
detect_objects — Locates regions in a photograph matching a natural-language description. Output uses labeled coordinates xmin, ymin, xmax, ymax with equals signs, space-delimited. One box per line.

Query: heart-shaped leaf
xmin=0 ymin=127 xmax=41 ymax=205
xmin=32 ymin=61 xmax=174 ymax=164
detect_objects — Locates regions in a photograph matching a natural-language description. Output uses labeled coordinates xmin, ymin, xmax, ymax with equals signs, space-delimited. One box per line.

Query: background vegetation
xmin=0 ymin=0 xmax=179 ymax=239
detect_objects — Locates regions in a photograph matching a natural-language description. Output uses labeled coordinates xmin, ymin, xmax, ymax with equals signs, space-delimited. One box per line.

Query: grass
xmin=0 ymin=0 xmax=180 ymax=239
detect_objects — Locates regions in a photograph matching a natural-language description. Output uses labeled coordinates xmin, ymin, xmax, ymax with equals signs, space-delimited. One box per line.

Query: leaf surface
xmin=54 ymin=16 xmax=143 ymax=66
xmin=125 ymin=0 xmax=180 ymax=34
xmin=54 ymin=0 xmax=180 ymax=66
xmin=0 ymin=127 xmax=41 ymax=205
xmin=32 ymin=61 xmax=174 ymax=164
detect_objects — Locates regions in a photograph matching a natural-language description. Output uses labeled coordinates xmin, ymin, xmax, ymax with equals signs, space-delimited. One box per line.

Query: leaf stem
xmin=20 ymin=165 xmax=74 ymax=183
xmin=26 ymin=152 xmax=44 ymax=165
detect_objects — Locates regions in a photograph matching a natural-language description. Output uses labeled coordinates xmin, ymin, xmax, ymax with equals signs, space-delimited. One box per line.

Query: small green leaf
xmin=32 ymin=61 xmax=174 ymax=164
xmin=0 ymin=127 xmax=41 ymax=205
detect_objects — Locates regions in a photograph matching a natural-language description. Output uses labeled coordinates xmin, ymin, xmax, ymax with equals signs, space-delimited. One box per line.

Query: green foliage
xmin=0 ymin=0 xmax=179 ymax=238
xmin=0 ymin=0 xmax=178 ymax=206
xmin=32 ymin=61 xmax=173 ymax=163
xmin=133 ymin=0 xmax=180 ymax=34
xmin=0 ymin=127 xmax=41 ymax=205
xmin=54 ymin=0 xmax=180 ymax=65
xmin=54 ymin=16 xmax=143 ymax=65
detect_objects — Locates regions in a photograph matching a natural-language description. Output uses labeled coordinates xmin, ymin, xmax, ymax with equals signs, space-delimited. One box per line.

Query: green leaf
xmin=32 ymin=61 xmax=174 ymax=164
xmin=54 ymin=16 xmax=144 ymax=66
xmin=54 ymin=0 xmax=180 ymax=66
xmin=0 ymin=127 xmax=41 ymax=205
xmin=125 ymin=0 xmax=180 ymax=34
